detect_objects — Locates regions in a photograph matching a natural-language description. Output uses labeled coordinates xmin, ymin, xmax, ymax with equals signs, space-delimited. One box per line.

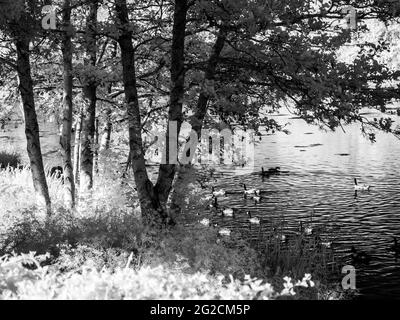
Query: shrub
xmin=0 ymin=252 xmax=320 ymax=300
xmin=0 ymin=145 xmax=21 ymax=169
xmin=0 ymin=161 xmax=347 ymax=300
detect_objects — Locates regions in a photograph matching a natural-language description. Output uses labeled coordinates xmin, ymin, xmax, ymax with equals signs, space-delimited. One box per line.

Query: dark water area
xmin=0 ymin=120 xmax=62 ymax=168
xmin=212 ymin=110 xmax=400 ymax=299
xmin=2 ymin=110 xmax=400 ymax=299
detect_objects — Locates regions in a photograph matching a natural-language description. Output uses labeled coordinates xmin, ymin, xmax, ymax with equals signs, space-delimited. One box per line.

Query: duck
xmin=267 ymin=167 xmax=281 ymax=175
xmin=209 ymin=197 xmax=218 ymax=209
xmin=354 ymin=178 xmax=371 ymax=191
xmin=243 ymin=184 xmax=261 ymax=196
xmin=389 ymin=237 xmax=400 ymax=254
xmin=299 ymin=221 xmax=313 ymax=236
xmin=277 ymin=234 xmax=287 ymax=243
xmin=321 ymin=241 xmax=332 ymax=249
xmin=246 ymin=211 xmax=261 ymax=224
xmin=272 ymin=228 xmax=287 ymax=243
xmin=212 ymin=186 xmax=226 ymax=197
xmin=199 ymin=218 xmax=211 ymax=227
xmin=218 ymin=228 xmax=231 ymax=237
xmin=304 ymin=226 xmax=313 ymax=236
xmin=222 ymin=208 xmax=235 ymax=217
xmin=351 ymin=246 xmax=371 ymax=264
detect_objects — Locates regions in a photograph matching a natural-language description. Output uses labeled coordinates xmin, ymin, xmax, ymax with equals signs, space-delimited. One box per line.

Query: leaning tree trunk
xmin=115 ymin=0 xmax=167 ymax=224
xmin=16 ymin=36 xmax=51 ymax=215
xmin=93 ymin=117 xmax=99 ymax=174
xmin=168 ymin=29 xmax=226 ymax=216
xmin=154 ymin=0 xmax=188 ymax=206
xmin=79 ymin=1 xmax=98 ymax=193
xmin=60 ymin=0 xmax=76 ymax=209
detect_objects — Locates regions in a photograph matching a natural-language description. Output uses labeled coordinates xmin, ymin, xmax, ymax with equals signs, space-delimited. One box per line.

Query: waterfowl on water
xmin=262 ymin=167 xmax=281 ymax=176
xmin=253 ymin=195 xmax=261 ymax=203
xmin=305 ymin=226 xmax=313 ymax=236
xmin=222 ymin=208 xmax=235 ymax=217
xmin=199 ymin=218 xmax=211 ymax=227
xmin=389 ymin=237 xmax=400 ymax=253
xmin=246 ymin=211 xmax=260 ymax=224
xmin=278 ymin=234 xmax=287 ymax=243
xmin=243 ymin=184 xmax=261 ymax=196
xmin=321 ymin=241 xmax=332 ymax=249
xmin=218 ymin=228 xmax=232 ymax=237
xmin=354 ymin=178 xmax=371 ymax=191
xmin=212 ymin=186 xmax=226 ymax=197
xmin=351 ymin=246 xmax=371 ymax=264
xmin=273 ymin=228 xmax=287 ymax=243
xmin=299 ymin=221 xmax=313 ymax=236
xmin=209 ymin=197 xmax=218 ymax=209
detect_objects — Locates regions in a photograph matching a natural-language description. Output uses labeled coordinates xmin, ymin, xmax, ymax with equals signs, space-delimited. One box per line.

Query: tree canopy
xmin=1 ymin=0 xmax=400 ymax=221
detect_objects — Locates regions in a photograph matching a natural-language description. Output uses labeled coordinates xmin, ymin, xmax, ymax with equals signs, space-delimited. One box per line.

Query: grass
xmin=0 ymin=252 xmax=279 ymax=300
xmin=0 ymin=149 xmax=351 ymax=300
xmin=0 ymin=144 xmax=22 ymax=169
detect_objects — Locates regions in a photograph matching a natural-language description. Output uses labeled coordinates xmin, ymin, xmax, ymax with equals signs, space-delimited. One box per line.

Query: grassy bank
xmin=0 ymin=149 xmax=350 ymax=300
xmin=0 ymin=144 xmax=21 ymax=169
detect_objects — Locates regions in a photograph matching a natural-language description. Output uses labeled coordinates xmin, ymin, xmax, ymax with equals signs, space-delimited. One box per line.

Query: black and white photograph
xmin=1 ymin=0 xmax=400 ymax=304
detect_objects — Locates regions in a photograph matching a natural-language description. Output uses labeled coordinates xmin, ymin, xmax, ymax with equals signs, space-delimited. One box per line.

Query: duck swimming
xmin=246 ymin=211 xmax=260 ymax=224
xmin=273 ymin=228 xmax=287 ymax=243
xmin=261 ymin=167 xmax=281 ymax=176
xmin=199 ymin=218 xmax=211 ymax=227
xmin=212 ymin=186 xmax=226 ymax=197
xmin=269 ymin=167 xmax=281 ymax=174
xmin=222 ymin=208 xmax=235 ymax=217
xmin=354 ymin=178 xmax=371 ymax=191
xmin=218 ymin=228 xmax=232 ymax=237
xmin=321 ymin=241 xmax=332 ymax=249
xmin=299 ymin=221 xmax=313 ymax=236
xmin=243 ymin=184 xmax=261 ymax=196
xmin=209 ymin=197 xmax=218 ymax=209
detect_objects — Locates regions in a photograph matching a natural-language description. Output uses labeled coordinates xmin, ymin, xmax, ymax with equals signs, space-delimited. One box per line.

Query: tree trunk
xmin=190 ymin=29 xmax=226 ymax=137
xmin=100 ymin=82 xmax=113 ymax=151
xmin=93 ymin=116 xmax=99 ymax=174
xmin=73 ymin=111 xmax=82 ymax=184
xmin=100 ymin=43 xmax=117 ymax=152
xmin=169 ymin=29 xmax=226 ymax=216
xmin=60 ymin=0 xmax=76 ymax=209
xmin=79 ymin=1 xmax=98 ymax=193
xmin=115 ymin=0 xmax=167 ymax=224
xmin=100 ymin=109 xmax=112 ymax=151
xmin=155 ymin=0 xmax=188 ymax=205
xmin=15 ymin=36 xmax=51 ymax=215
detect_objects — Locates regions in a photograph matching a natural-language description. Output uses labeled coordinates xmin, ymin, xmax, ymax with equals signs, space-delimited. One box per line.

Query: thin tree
xmin=114 ymin=0 xmax=167 ymax=223
xmin=155 ymin=0 xmax=189 ymax=206
xmin=79 ymin=0 xmax=98 ymax=192
xmin=60 ymin=0 xmax=76 ymax=208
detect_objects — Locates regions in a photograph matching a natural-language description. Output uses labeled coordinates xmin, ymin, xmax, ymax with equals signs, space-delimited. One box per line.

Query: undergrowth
xmin=0 ymin=151 xmax=350 ymax=300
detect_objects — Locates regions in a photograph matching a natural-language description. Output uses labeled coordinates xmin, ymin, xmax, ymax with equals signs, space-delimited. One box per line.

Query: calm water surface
xmin=213 ymin=110 xmax=400 ymax=299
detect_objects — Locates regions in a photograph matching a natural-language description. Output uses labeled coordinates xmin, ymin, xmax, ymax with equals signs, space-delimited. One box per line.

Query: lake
xmin=2 ymin=110 xmax=400 ymax=299
xmin=213 ymin=109 xmax=400 ymax=299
